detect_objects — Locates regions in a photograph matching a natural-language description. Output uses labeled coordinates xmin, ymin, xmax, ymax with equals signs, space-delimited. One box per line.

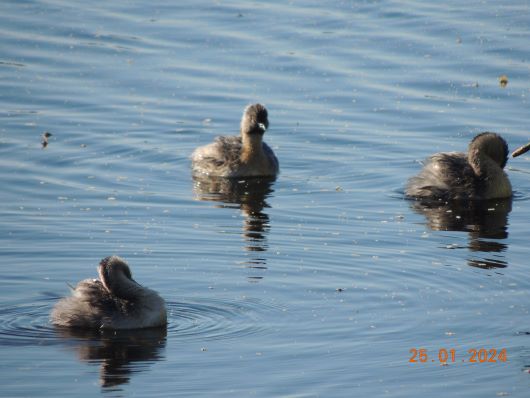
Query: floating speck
xmin=499 ymin=74 xmax=508 ymax=88
xmin=41 ymin=131 xmax=52 ymax=148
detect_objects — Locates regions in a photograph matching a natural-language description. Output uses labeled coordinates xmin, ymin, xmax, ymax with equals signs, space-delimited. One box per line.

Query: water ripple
xmin=166 ymin=297 xmax=271 ymax=341
xmin=0 ymin=296 xmax=272 ymax=346
xmin=0 ymin=298 xmax=58 ymax=346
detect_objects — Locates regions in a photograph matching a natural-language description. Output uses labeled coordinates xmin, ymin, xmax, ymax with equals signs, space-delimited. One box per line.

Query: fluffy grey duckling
xmin=51 ymin=256 xmax=167 ymax=330
xmin=406 ymin=132 xmax=512 ymax=200
xmin=191 ymin=103 xmax=279 ymax=178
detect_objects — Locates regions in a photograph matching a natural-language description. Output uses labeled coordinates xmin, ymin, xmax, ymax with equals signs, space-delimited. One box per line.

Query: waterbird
xmin=191 ymin=103 xmax=279 ymax=178
xmin=51 ymin=256 xmax=167 ymax=330
xmin=405 ymin=132 xmax=511 ymax=200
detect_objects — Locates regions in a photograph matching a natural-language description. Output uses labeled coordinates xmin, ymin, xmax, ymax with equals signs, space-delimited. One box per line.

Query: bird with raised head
xmin=191 ymin=103 xmax=279 ymax=178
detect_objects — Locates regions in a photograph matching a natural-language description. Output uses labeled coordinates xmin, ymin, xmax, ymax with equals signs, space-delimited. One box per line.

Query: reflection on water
xmin=193 ymin=177 xmax=275 ymax=279
xmin=409 ymin=198 xmax=512 ymax=269
xmin=56 ymin=327 xmax=166 ymax=390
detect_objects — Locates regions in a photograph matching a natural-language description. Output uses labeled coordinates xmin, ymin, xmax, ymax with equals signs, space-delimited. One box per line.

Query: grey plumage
xmin=406 ymin=132 xmax=511 ymax=201
xmin=51 ymin=256 xmax=167 ymax=330
xmin=191 ymin=104 xmax=279 ymax=178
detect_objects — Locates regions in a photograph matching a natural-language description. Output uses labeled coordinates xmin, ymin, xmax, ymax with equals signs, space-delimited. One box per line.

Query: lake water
xmin=1 ymin=0 xmax=530 ymax=396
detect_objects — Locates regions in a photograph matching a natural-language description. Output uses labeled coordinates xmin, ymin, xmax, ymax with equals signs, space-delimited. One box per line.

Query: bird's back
xmin=191 ymin=135 xmax=243 ymax=177
xmin=191 ymin=136 xmax=278 ymax=177
xmin=406 ymin=152 xmax=478 ymax=200
xmin=52 ymin=279 xmax=111 ymax=328
xmin=52 ymin=279 xmax=139 ymax=329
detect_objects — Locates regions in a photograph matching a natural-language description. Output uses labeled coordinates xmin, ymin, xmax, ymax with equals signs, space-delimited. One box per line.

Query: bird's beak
xmin=512 ymin=142 xmax=530 ymax=158
xmin=258 ymin=123 xmax=267 ymax=132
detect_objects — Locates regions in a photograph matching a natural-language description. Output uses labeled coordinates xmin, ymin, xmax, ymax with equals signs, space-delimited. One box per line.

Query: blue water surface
xmin=1 ymin=0 xmax=530 ymax=396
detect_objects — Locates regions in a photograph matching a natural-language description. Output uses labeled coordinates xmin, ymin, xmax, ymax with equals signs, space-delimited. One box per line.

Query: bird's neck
xmin=241 ymin=133 xmax=264 ymax=164
xmin=100 ymin=269 xmax=144 ymax=300
xmin=469 ymin=149 xmax=512 ymax=198
xmin=469 ymin=149 xmax=499 ymax=177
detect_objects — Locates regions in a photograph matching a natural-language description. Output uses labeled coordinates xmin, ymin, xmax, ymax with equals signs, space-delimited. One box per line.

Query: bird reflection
xmin=409 ymin=198 xmax=512 ymax=269
xmin=55 ymin=327 xmax=166 ymax=389
xmin=193 ymin=176 xmax=275 ymax=279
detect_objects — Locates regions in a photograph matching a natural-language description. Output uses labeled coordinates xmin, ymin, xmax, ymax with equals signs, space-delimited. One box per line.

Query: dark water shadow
xmin=55 ymin=327 xmax=166 ymax=390
xmin=193 ymin=176 xmax=275 ymax=279
xmin=409 ymin=197 xmax=512 ymax=269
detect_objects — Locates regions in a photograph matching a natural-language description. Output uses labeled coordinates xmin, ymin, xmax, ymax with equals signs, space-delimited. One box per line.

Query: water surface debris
xmin=512 ymin=142 xmax=530 ymax=158
xmin=41 ymin=131 xmax=52 ymax=148
xmin=499 ymin=74 xmax=508 ymax=88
